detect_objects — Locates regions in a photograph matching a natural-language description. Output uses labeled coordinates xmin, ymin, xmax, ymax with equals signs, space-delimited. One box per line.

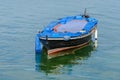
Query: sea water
xmin=0 ymin=0 xmax=120 ymax=80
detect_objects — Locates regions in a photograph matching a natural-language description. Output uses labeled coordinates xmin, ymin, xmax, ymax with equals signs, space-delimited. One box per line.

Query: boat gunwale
xmin=39 ymin=26 xmax=97 ymax=40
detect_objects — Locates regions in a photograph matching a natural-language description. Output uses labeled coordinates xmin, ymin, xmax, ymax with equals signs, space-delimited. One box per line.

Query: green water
xmin=0 ymin=0 xmax=120 ymax=80
xmin=36 ymin=42 xmax=95 ymax=73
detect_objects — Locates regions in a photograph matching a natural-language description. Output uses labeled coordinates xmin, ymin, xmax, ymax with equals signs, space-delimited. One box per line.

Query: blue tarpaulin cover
xmin=37 ymin=16 xmax=98 ymax=38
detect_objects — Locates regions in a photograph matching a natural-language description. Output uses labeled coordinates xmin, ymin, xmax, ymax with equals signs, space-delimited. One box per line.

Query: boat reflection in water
xmin=35 ymin=41 xmax=97 ymax=74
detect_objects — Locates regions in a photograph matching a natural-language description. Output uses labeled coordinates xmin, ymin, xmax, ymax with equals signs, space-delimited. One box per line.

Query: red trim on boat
xmin=48 ymin=40 xmax=90 ymax=55
xmin=53 ymin=24 xmax=61 ymax=32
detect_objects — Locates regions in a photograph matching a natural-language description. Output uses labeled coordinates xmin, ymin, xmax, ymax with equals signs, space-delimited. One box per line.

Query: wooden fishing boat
xmin=35 ymin=11 xmax=98 ymax=55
